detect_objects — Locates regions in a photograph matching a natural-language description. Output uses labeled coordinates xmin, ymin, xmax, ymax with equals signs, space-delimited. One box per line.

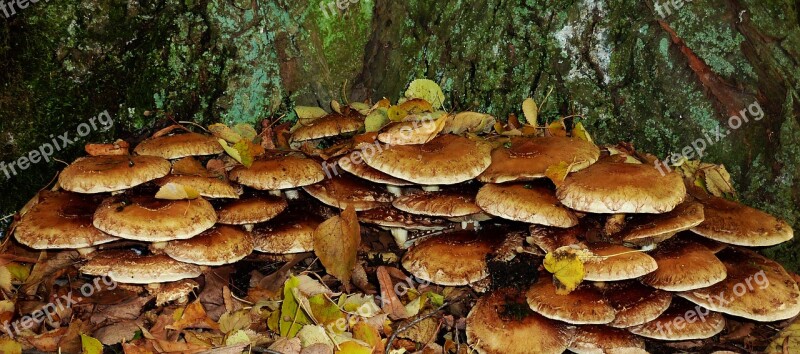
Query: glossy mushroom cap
xmin=230 ymin=155 xmax=324 ymax=190
xmin=134 ymin=132 xmax=224 ymax=159
xmin=291 ymin=112 xmax=364 ymax=142
xmin=582 ymin=243 xmax=658 ymax=281
xmin=155 ymin=174 xmax=241 ymax=199
xmin=336 ymin=157 xmax=412 ymax=186
xmin=303 ymin=173 xmax=393 ymax=211
xmin=393 ymin=190 xmax=483 ymax=218
xmin=466 ymin=289 xmax=575 ymax=354
xmin=93 ymin=195 xmax=217 ymax=242
xmin=251 ymin=213 xmax=322 ymax=254
xmin=478 ymin=136 xmax=600 ymax=183
xmin=641 ymin=238 xmax=727 ymax=291
xmin=217 ymin=196 xmax=288 ymax=225
xmin=59 ymin=155 xmax=170 ymax=193
xmin=617 ymin=200 xmax=704 ymax=245
xmin=678 ymin=247 xmax=800 ymax=322
xmin=526 ymin=275 xmax=616 ymax=324
xmin=363 ymin=134 xmax=492 ymax=185
xmin=80 ymin=251 xmax=202 ymax=284
xmin=556 ymin=161 xmax=686 ymax=214
xmin=602 ymin=281 xmax=672 ymax=328
xmin=164 ymin=225 xmax=254 ymax=266
xmin=476 ymin=183 xmax=578 ymax=227
xmin=628 ymin=298 xmax=725 ymax=341
xmin=14 ymin=191 xmax=118 ymax=249
xmin=691 ymin=194 xmax=793 ymax=247
xmin=568 ymin=325 xmax=646 ymax=354
xmin=402 ymin=230 xmax=500 ymax=286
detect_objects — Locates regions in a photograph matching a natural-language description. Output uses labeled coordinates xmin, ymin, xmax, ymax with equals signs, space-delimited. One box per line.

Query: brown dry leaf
xmin=522 ymin=98 xmax=539 ymax=127
xmin=397 ymin=310 xmax=439 ymax=343
xmin=85 ymin=139 xmax=130 ymax=156
xmin=547 ymin=118 xmax=568 ymax=137
xmin=168 ymin=301 xmax=220 ymax=331
xmin=23 ymin=327 xmax=68 ymax=352
xmin=172 ymin=157 xmax=210 ymax=177
xmin=444 ymin=111 xmax=495 ymax=134
xmin=313 ymin=206 xmax=361 ymax=292
xmin=155 ymin=182 xmax=200 ymax=200
xmin=259 ymin=120 xmax=276 ymax=150
xmin=508 ymin=113 xmax=521 ymax=129
xmin=21 ymin=250 xmax=79 ymax=296
xmin=152 ymin=124 xmax=186 ymax=138
xmin=93 ymin=320 xmax=141 ymax=345
xmin=122 ymin=341 xmax=157 ymax=354
xmin=206 ymin=159 xmax=226 ymax=178
xmin=377 ymin=266 xmax=410 ymax=320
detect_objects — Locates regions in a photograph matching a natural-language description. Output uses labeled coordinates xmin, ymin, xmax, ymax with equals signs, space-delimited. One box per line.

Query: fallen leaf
xmin=154 ymin=182 xmax=200 ymax=200
xmin=405 ymin=79 xmax=446 ymax=109
xmin=313 ymin=206 xmax=361 ymax=292
xmin=522 ymin=98 xmax=538 ymax=127
xmin=571 ymin=121 xmax=594 ymax=143
xmin=0 ymin=338 xmax=22 ymax=354
xmin=280 ymin=276 xmax=313 ymax=337
xmin=547 ymin=119 xmax=568 ymax=137
xmin=444 ymin=111 xmax=495 ymax=134
xmin=0 ymin=266 xmax=12 ymax=292
xmin=295 ymin=106 xmax=329 ymax=123
xmin=543 ymin=247 xmax=586 ymax=295
xmin=80 ymin=334 xmax=103 ymax=354
xmin=352 ymin=321 xmax=384 ymax=353
xmin=365 ymin=108 xmax=390 ymax=132
xmin=544 ymin=161 xmax=573 ymax=188
xmin=298 ymin=325 xmax=334 ymax=349
xmin=169 ymin=301 xmax=219 ymax=331
xmin=338 ymin=341 xmax=372 ymax=354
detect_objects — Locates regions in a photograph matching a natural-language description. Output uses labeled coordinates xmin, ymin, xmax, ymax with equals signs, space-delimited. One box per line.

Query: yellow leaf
xmin=297 ymin=325 xmax=333 ymax=348
xmin=352 ymin=321 xmax=383 ymax=353
xmin=522 ymin=98 xmax=538 ymax=127
xmin=571 ymin=121 xmax=594 ymax=143
xmin=544 ymin=161 xmax=573 ymax=188
xmin=0 ymin=266 xmax=11 ymax=292
xmin=766 ymin=316 xmax=800 ymax=353
xmin=81 ymin=334 xmax=103 ymax=354
xmin=547 ymin=119 xmax=568 ymax=137
xmin=365 ymin=108 xmax=390 ymax=132
xmin=5 ymin=263 xmax=28 ymax=282
xmin=444 ymin=111 xmax=496 ymax=134
xmin=218 ymin=310 xmax=252 ymax=334
xmin=405 ymin=79 xmax=446 ymax=109
xmin=314 ymin=206 xmax=361 ymax=292
xmin=295 ymin=106 xmax=328 ymax=120
xmin=224 ymin=330 xmax=251 ymax=346
xmin=209 ymin=123 xmax=243 ymax=143
xmin=543 ymin=247 xmax=586 ymax=295
xmin=703 ymin=165 xmax=736 ymax=199
xmin=218 ymin=139 xmax=257 ymax=168
xmin=0 ymin=338 xmax=21 ymax=354
xmin=154 ymin=182 xmax=200 ymax=200
xmin=337 ymin=341 xmax=372 ymax=354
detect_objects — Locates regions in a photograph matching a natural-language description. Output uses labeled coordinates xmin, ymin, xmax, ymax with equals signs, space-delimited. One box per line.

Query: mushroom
xmin=581 ymin=243 xmax=658 ymax=282
xmin=80 ymin=251 xmax=202 ymax=284
xmin=568 ymin=325 xmax=647 ymax=354
xmin=477 ymin=136 xmax=600 ymax=183
xmin=525 ymin=275 xmax=616 ymax=325
xmin=678 ymin=247 xmax=800 ymax=322
xmin=393 ymin=189 xmax=490 ymax=228
xmin=556 ymin=161 xmax=686 ymax=214
xmin=229 ymin=154 xmax=324 ymax=198
xmin=640 ymin=238 xmax=727 ymax=291
xmin=251 ymin=212 xmax=322 ymax=254
xmin=614 ymin=200 xmax=705 ymax=246
xmin=147 ymin=279 xmax=200 ymax=306
xmin=217 ymin=195 xmax=288 ymax=225
xmin=93 ymin=195 xmax=217 ymax=242
xmin=163 ymin=225 xmax=254 ymax=266
xmin=335 ymin=156 xmax=412 ymax=196
xmin=466 ymin=289 xmax=575 ymax=354
xmin=690 ymin=194 xmax=793 ymax=246
xmin=527 ymin=225 xmax=584 ymax=253
xmin=290 ymin=112 xmax=364 ymax=143
xmin=627 ymin=298 xmax=725 ymax=341
xmin=59 ymin=155 xmax=170 ymax=194
xmin=401 ymin=230 xmax=501 ymax=286
xmin=14 ymin=191 xmax=118 ymax=249
xmin=476 ymin=182 xmax=578 ymax=228
xmin=601 ymin=281 xmax=672 ymax=328
xmin=133 ymin=132 xmax=224 ymax=159
xmin=362 ymin=134 xmax=492 ymax=187
xmin=303 ymin=173 xmax=393 ymax=211
xmin=155 ymin=174 xmax=241 ymax=199
xmin=358 ymin=205 xmax=452 ymax=248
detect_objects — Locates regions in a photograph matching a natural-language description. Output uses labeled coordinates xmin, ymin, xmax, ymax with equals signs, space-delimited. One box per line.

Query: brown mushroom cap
xmin=401 ymin=230 xmax=500 ymax=286
xmin=14 ymin=191 xmax=118 ymax=249
xmin=59 ymin=155 xmax=170 ymax=193
xmin=291 ymin=113 xmax=364 ymax=142
xmin=582 ymin=243 xmax=658 ymax=281
xmin=602 ymin=281 xmax=672 ymax=328
xmin=80 ymin=251 xmax=202 ymax=284
xmin=556 ymin=162 xmax=686 ymax=214
xmin=641 ymin=238 xmax=727 ymax=291
xmin=303 ymin=173 xmax=393 ymax=211
xmin=363 ymin=134 xmax=492 ymax=185
xmin=678 ymin=247 xmax=800 ymax=322
xmin=337 ymin=157 xmax=412 ymax=186
xmin=230 ymin=155 xmax=324 ymax=190
xmin=476 ymin=183 xmax=578 ymax=227
xmin=93 ymin=196 xmax=217 ymax=242
xmin=155 ymin=175 xmax=241 ymax=199
xmin=627 ymin=299 xmax=725 ymax=341
xmin=252 ymin=213 xmax=321 ymax=254
xmin=393 ymin=190 xmax=483 ymax=218
xmin=568 ymin=325 xmax=646 ymax=354
xmin=477 ymin=136 xmax=600 ymax=183
xmin=527 ymin=225 xmax=584 ymax=253
xmin=466 ymin=289 xmax=575 ymax=354
xmin=690 ymin=194 xmax=793 ymax=247
xmin=358 ymin=205 xmax=451 ymax=230
xmin=164 ymin=225 xmax=253 ymax=266
xmin=617 ymin=201 xmax=704 ymax=245
xmin=526 ymin=276 xmax=616 ymax=324
xmin=150 ymin=279 xmax=199 ymax=306
xmin=133 ymin=132 xmax=224 ymax=159
xmin=217 ymin=196 xmax=288 ymax=225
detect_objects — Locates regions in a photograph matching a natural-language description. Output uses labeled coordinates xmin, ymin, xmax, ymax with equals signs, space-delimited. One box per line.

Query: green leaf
xmin=405 ymin=79 xmax=446 ymax=109
xmin=309 ymin=294 xmax=346 ymax=333
xmin=280 ymin=276 xmax=313 ymax=337
xmin=80 ymin=334 xmax=103 ymax=354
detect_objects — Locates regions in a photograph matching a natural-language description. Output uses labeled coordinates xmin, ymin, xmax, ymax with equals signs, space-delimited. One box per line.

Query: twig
xmin=384 ymin=301 xmax=456 ymax=354
xmin=0 ymin=214 xmax=13 ymax=222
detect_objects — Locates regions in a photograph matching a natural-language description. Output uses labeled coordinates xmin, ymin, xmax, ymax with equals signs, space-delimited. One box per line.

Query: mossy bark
xmin=1 ymin=0 xmax=799 ymax=269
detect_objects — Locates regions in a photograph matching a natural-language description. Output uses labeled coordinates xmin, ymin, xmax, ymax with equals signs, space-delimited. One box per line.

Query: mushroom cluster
xmin=10 ymin=96 xmax=799 ymax=353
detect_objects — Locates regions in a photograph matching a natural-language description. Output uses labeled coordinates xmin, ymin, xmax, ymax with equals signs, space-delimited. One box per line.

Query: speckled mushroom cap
xmin=617 ymin=201 xmax=705 ymax=245
xmin=251 ymin=213 xmax=322 ymax=254
xmin=602 ymin=281 xmax=672 ymax=328
xmin=358 ymin=205 xmax=451 ymax=230
xmin=401 ymin=230 xmax=501 ymax=286
xmin=59 ymin=155 xmax=170 ymax=193
xmin=527 ymin=225 xmax=584 ymax=253
xmin=291 ymin=112 xmax=364 ymax=142
xmin=526 ymin=276 xmax=616 ymax=324
xmin=80 ymin=251 xmax=202 ymax=284
xmin=303 ymin=173 xmax=393 ymax=211
xmin=641 ymin=238 xmax=727 ymax=291
xmin=393 ymin=190 xmax=483 ymax=218
xmin=363 ymin=134 xmax=492 ymax=185
xmin=14 ymin=191 xmax=118 ymax=249
xmin=477 ymin=136 xmax=600 ymax=183
xmin=134 ymin=132 xmax=224 ymax=159
xmin=628 ymin=299 xmax=725 ymax=341
xmin=582 ymin=243 xmax=658 ymax=281
xmin=556 ymin=161 xmax=686 ymax=214
xmin=337 ymin=158 xmax=412 ymax=186
xmin=690 ymin=194 xmax=793 ymax=247
xmin=155 ymin=175 xmax=241 ymax=199
xmin=476 ymin=183 xmax=578 ymax=228
xmin=229 ymin=155 xmax=325 ymax=190
xmin=678 ymin=247 xmax=800 ymax=322
xmin=217 ymin=196 xmax=288 ymax=225
xmin=568 ymin=325 xmax=647 ymax=354
xmin=164 ymin=225 xmax=253 ymax=266
xmin=466 ymin=289 xmax=575 ymax=354
xmin=93 ymin=195 xmax=217 ymax=242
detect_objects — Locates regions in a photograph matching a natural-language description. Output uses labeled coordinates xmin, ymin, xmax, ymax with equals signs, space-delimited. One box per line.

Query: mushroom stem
xmin=421 ymin=185 xmax=440 ymax=192
xmin=284 ymin=189 xmax=300 ymax=200
xmin=386 ymin=185 xmax=403 ymax=196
